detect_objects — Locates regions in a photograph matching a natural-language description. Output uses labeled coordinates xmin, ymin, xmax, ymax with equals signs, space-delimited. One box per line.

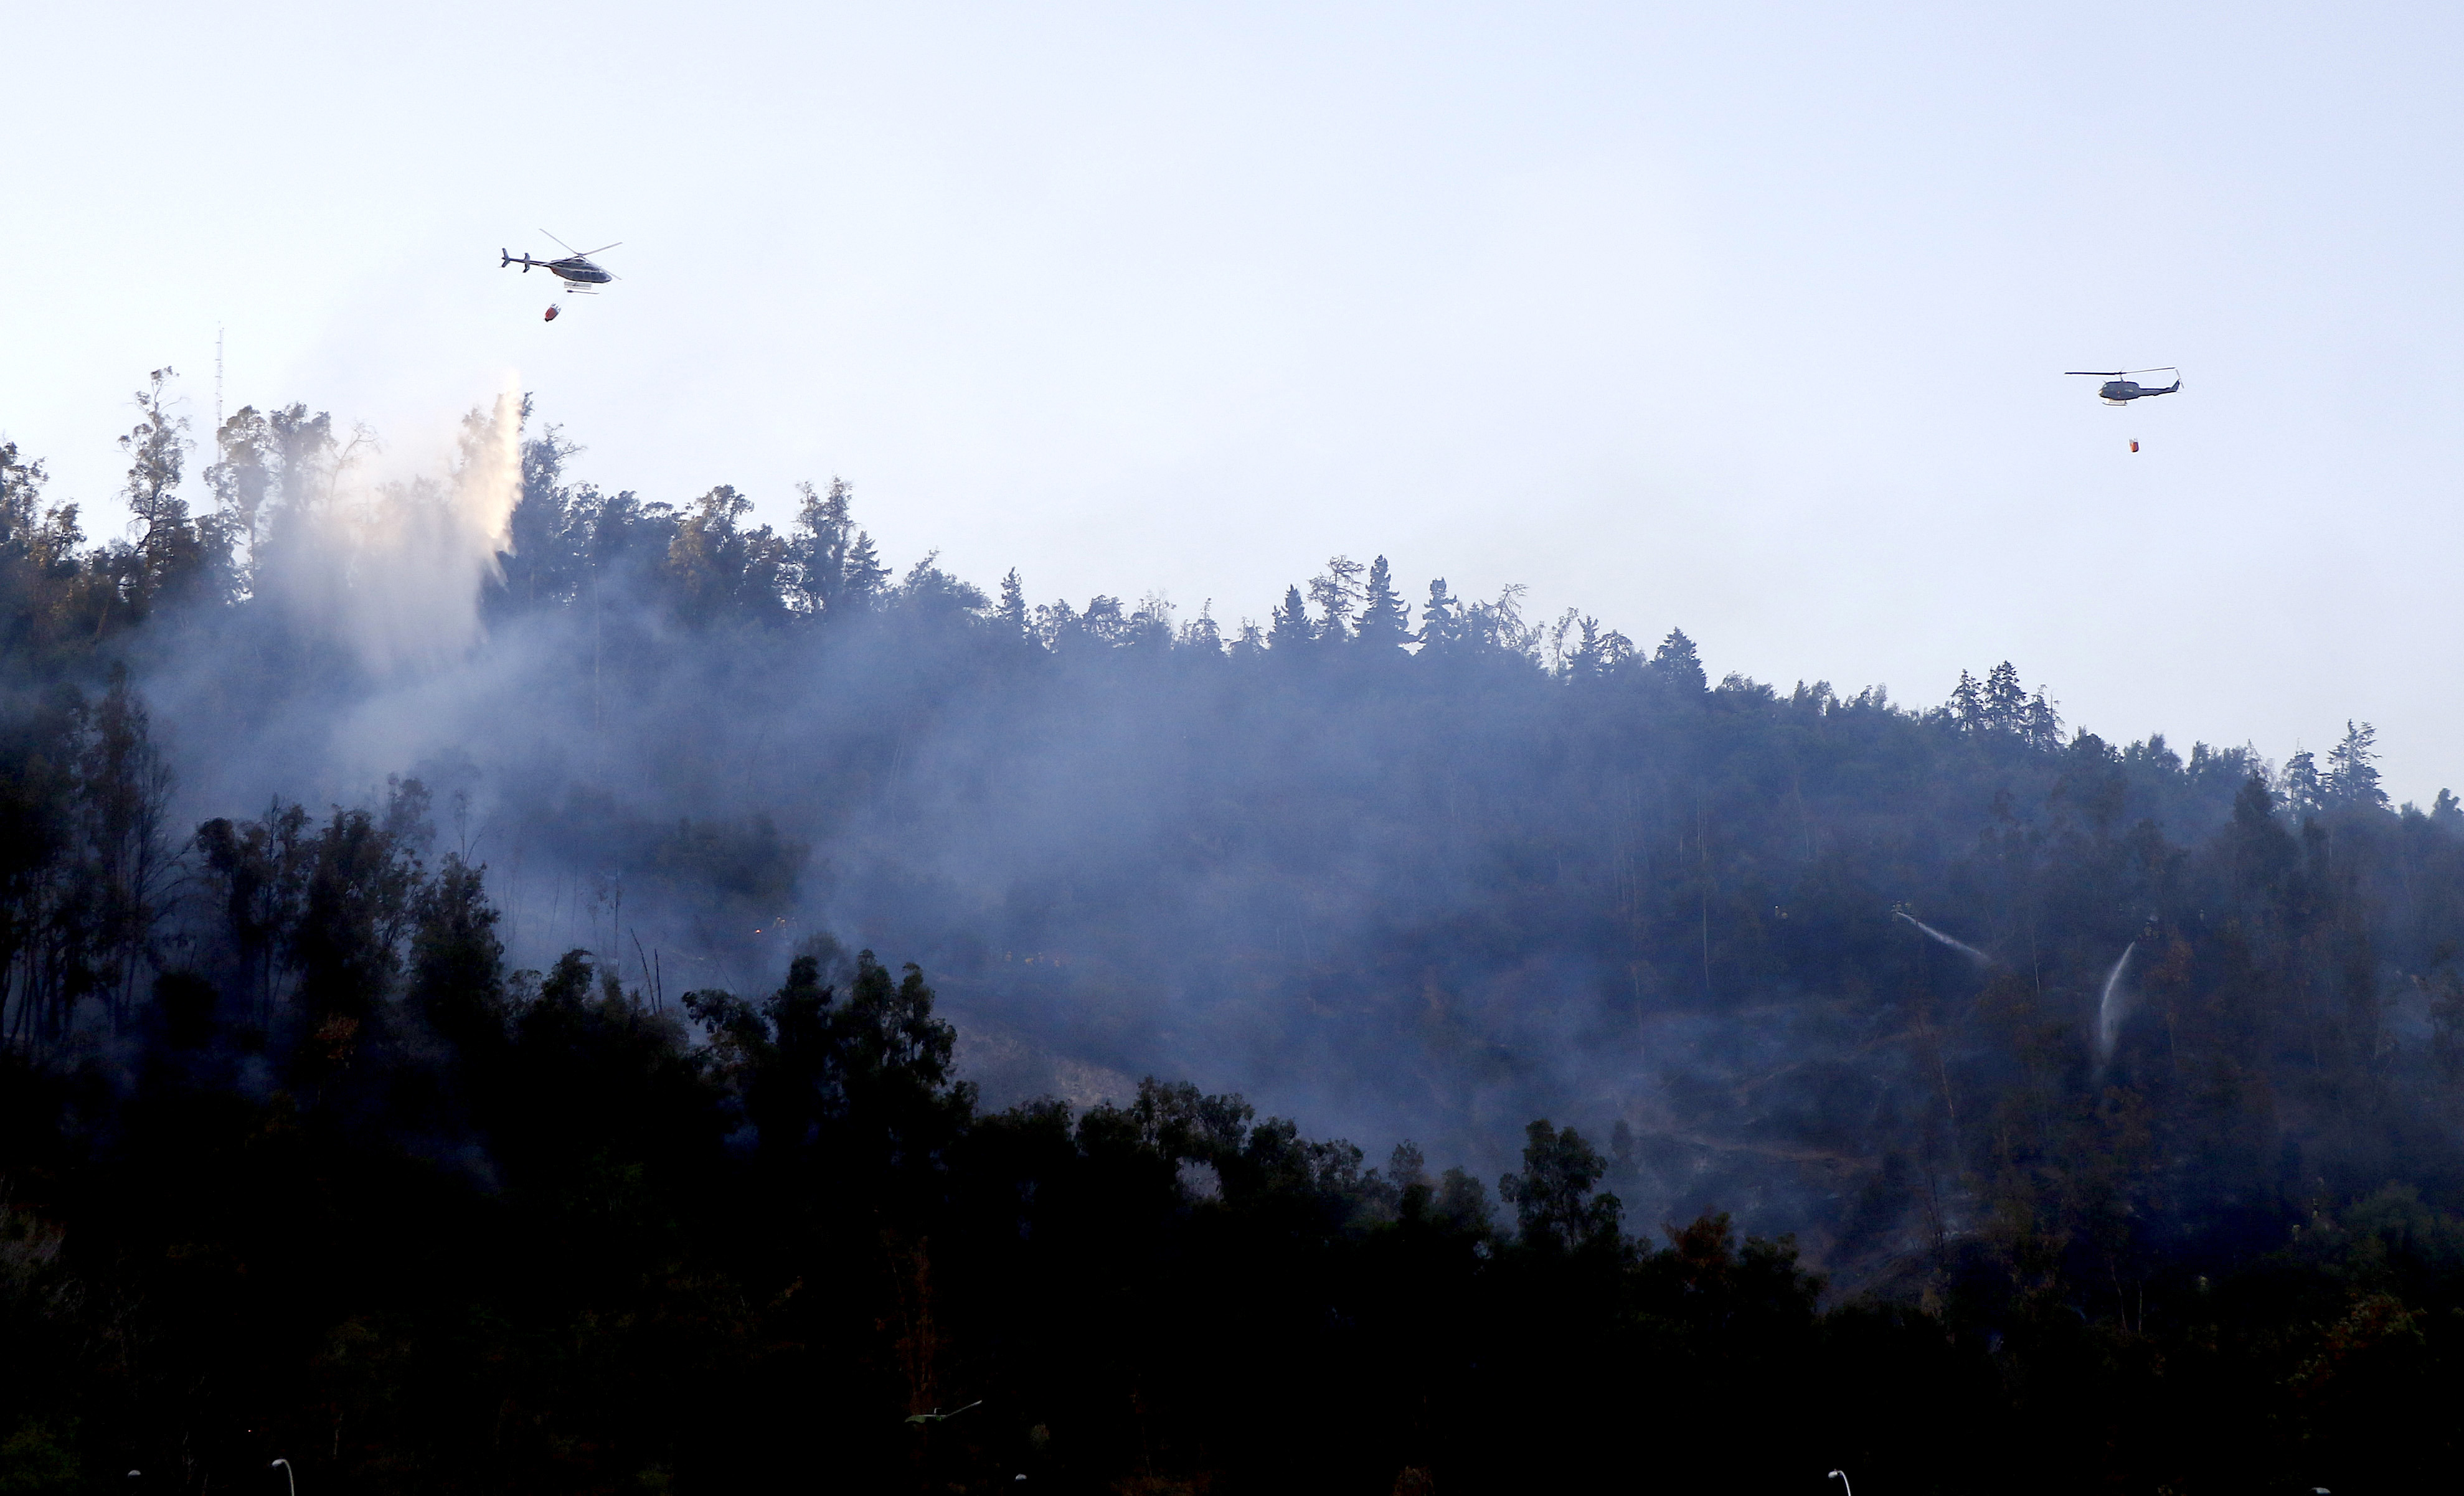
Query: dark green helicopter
xmin=2067 ymin=367 xmax=2181 ymax=405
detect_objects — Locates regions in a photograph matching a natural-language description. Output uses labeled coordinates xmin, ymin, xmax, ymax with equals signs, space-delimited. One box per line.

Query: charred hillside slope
xmin=5 ymin=395 xmax=2464 ymax=1492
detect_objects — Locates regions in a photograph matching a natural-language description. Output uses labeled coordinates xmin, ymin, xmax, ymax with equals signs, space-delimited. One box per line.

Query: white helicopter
xmin=501 ymin=231 xmax=621 ymax=320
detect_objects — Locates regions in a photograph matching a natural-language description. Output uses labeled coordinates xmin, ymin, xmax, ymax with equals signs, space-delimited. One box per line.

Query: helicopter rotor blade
xmin=2064 ymin=371 xmax=2125 ymax=377
xmin=574 ymin=242 xmax=623 ymax=257
xmin=539 ymin=229 xmax=580 ymax=255
xmin=2123 ymin=366 xmax=2178 ymax=375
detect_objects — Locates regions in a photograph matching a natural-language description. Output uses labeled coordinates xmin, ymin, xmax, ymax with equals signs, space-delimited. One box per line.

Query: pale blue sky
xmin=6 ymin=2 xmax=2458 ymax=796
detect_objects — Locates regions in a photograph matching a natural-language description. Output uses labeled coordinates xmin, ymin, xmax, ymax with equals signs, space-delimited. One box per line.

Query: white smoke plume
xmin=250 ymin=378 xmax=522 ymax=677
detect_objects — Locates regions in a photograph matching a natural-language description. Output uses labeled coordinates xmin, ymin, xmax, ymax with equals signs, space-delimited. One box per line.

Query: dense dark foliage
xmin=7 ymin=383 xmax=2464 ymax=1492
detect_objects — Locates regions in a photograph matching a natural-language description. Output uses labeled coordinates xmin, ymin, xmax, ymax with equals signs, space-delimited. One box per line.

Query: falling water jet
xmin=2095 ymin=942 xmax=2136 ymax=1068
xmin=1892 ymin=909 xmax=1990 ymax=964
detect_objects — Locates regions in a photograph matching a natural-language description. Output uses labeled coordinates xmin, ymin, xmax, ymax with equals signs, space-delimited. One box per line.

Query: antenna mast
xmin=214 ymin=327 xmax=224 ymax=434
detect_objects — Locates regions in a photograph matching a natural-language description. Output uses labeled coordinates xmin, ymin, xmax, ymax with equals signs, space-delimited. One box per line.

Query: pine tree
xmin=1567 ymin=615 xmax=1604 ymax=679
xmin=1306 ymin=555 xmax=1364 ymax=639
xmin=2283 ymin=749 xmax=2323 ymax=817
xmin=1947 ymin=670 xmax=1983 ymax=730
xmin=1983 ymin=662 xmax=2027 ymax=733
xmin=2023 ymin=689 xmax=2064 ymax=751
xmin=2433 ymin=789 xmax=2463 ymax=830
xmin=996 ymin=568 xmax=1030 ymax=641
xmin=1652 ymin=629 xmax=1707 ymax=694
xmin=1269 ymin=585 xmax=1313 ymax=651
xmin=2324 ymin=720 xmax=2387 ymax=810
xmin=1356 ymin=555 xmax=1409 ymax=650
xmin=1418 ymin=579 xmax=1461 ymax=654
xmin=843 ymin=527 xmax=889 ymax=605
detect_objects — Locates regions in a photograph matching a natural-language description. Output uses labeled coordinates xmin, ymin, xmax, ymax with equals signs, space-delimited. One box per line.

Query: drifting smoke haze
xmin=12 ymin=379 xmax=2464 ymax=1492
xmin=42 ymin=388 xmax=2458 ymax=1274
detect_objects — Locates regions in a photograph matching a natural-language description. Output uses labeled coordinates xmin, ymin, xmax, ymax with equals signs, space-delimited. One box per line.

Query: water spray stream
xmin=2095 ymin=941 xmax=2136 ymax=1068
xmin=1892 ymin=909 xmax=1989 ymax=963
xmin=249 ymin=376 xmax=524 ymax=677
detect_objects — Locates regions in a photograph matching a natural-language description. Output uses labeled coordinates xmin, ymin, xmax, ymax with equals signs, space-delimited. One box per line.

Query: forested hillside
xmin=5 ymin=385 xmax=2464 ymax=1493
